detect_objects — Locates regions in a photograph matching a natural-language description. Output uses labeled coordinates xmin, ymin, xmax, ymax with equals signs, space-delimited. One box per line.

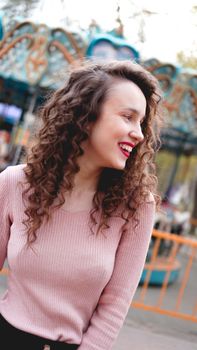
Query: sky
xmin=25 ymin=0 xmax=197 ymax=64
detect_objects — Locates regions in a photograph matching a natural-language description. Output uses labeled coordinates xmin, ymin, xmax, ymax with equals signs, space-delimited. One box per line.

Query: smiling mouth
xmin=118 ymin=143 xmax=133 ymax=158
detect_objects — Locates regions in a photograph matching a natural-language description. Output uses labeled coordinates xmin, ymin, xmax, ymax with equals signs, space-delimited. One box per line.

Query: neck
xmin=72 ymin=160 xmax=101 ymax=194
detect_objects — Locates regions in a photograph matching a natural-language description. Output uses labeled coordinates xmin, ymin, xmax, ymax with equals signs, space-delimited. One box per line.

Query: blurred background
xmin=0 ymin=1 xmax=197 ymax=348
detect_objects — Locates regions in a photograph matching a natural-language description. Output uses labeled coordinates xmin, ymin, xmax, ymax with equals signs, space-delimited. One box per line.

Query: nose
xmin=129 ymin=124 xmax=144 ymax=144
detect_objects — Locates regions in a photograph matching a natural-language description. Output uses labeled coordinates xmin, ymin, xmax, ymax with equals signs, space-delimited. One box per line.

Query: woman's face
xmin=82 ymin=79 xmax=147 ymax=171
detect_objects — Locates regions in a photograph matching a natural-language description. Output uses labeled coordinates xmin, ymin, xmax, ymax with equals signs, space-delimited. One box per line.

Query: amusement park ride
xmin=0 ymin=13 xmax=197 ymax=286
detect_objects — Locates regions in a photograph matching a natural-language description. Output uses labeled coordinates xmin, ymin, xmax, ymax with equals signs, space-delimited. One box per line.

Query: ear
xmin=86 ymin=124 xmax=91 ymax=131
xmin=86 ymin=121 xmax=94 ymax=133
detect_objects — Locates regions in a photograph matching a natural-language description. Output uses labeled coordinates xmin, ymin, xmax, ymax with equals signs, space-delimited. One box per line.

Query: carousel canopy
xmin=0 ymin=14 xmax=197 ymax=153
xmin=142 ymin=58 xmax=197 ymax=153
xmin=0 ymin=14 xmax=86 ymax=89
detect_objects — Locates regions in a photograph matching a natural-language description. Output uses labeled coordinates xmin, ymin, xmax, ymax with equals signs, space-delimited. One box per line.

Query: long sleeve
xmin=78 ymin=199 xmax=155 ymax=350
xmin=0 ymin=166 xmax=12 ymax=270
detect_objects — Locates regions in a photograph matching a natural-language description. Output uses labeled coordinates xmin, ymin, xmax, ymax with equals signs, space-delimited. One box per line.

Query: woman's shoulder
xmin=0 ymin=163 xmax=26 ymax=182
xmin=115 ymin=192 xmax=155 ymax=221
xmin=145 ymin=191 xmax=155 ymax=204
xmin=134 ymin=192 xmax=156 ymax=217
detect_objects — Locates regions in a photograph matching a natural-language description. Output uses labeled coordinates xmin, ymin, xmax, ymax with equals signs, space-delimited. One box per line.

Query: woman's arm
xmin=0 ymin=167 xmax=12 ymax=270
xmin=78 ymin=198 xmax=155 ymax=350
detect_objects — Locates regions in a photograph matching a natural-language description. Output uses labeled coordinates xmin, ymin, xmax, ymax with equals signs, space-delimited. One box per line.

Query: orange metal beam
xmin=131 ymin=302 xmax=197 ymax=323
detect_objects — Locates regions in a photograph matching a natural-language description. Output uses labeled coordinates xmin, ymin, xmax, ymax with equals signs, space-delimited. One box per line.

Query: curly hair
xmin=22 ymin=59 xmax=163 ymax=244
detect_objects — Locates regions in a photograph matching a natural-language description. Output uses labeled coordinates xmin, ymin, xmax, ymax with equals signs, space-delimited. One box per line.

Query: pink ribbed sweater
xmin=0 ymin=164 xmax=155 ymax=349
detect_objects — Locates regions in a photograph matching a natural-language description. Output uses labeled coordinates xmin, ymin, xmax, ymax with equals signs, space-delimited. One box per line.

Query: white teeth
xmin=120 ymin=144 xmax=132 ymax=152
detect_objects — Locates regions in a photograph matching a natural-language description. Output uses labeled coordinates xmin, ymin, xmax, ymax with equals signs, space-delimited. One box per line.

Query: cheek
xmin=89 ymin=124 xmax=103 ymax=144
xmin=89 ymin=117 xmax=126 ymax=149
xmin=88 ymin=126 xmax=104 ymax=153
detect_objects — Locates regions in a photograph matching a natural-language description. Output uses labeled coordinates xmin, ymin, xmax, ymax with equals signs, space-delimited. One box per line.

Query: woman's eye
xmin=123 ymin=115 xmax=132 ymax=121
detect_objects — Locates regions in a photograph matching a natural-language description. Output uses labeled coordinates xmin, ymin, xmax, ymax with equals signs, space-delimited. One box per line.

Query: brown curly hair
xmin=22 ymin=59 xmax=162 ymax=244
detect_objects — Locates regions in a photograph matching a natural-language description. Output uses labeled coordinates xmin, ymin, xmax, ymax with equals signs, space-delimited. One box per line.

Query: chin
xmin=100 ymin=156 xmax=126 ymax=170
xmin=109 ymin=161 xmax=126 ymax=170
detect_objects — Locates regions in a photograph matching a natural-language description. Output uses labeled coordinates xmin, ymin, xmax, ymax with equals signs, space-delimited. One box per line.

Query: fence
xmin=132 ymin=229 xmax=197 ymax=323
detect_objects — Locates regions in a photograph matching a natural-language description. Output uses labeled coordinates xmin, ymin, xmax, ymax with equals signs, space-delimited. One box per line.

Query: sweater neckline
xmin=59 ymin=207 xmax=91 ymax=215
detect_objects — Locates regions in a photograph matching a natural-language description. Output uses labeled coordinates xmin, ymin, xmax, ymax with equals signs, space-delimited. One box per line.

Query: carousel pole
xmin=11 ymin=88 xmax=38 ymax=165
xmin=164 ymin=132 xmax=189 ymax=200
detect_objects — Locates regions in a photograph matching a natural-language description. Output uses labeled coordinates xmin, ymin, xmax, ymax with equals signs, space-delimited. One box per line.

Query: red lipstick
xmin=118 ymin=142 xmax=135 ymax=158
xmin=119 ymin=141 xmax=135 ymax=148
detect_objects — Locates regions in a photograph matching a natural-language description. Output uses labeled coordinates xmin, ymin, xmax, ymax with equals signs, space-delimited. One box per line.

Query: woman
xmin=0 ymin=59 xmax=162 ymax=349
